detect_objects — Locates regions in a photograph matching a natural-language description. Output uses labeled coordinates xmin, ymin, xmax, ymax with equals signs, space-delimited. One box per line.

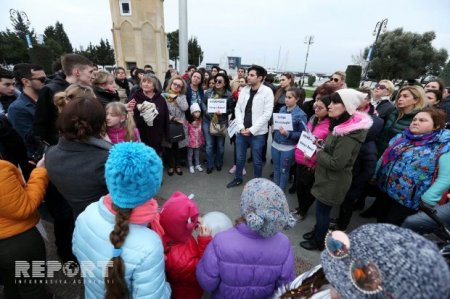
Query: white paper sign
xmin=297 ymin=131 xmax=317 ymax=158
xmin=207 ymin=98 xmax=227 ymax=113
xmin=227 ymin=119 xmax=239 ymax=138
xmin=273 ymin=113 xmax=293 ymax=131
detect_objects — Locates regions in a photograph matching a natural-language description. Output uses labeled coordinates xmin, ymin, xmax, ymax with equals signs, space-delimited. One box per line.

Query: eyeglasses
xmin=215 ymin=79 xmax=224 ymax=84
xmin=374 ymin=84 xmax=388 ymax=90
xmin=313 ymin=105 xmax=326 ymax=111
xmin=31 ymin=77 xmax=46 ymax=83
xmin=172 ymin=82 xmax=183 ymax=88
xmin=330 ymin=78 xmax=339 ymax=83
xmin=325 ymin=231 xmax=390 ymax=296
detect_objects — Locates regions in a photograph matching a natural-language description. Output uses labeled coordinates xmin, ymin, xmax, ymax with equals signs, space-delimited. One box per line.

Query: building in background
xmin=109 ymin=0 xmax=168 ymax=78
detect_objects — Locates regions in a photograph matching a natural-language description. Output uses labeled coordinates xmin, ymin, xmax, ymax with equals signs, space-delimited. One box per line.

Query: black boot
xmin=300 ymin=238 xmax=324 ymax=251
xmin=302 ymin=229 xmax=316 ymax=240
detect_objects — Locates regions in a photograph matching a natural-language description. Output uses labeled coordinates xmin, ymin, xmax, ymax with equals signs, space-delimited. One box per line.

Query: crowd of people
xmin=1 ymin=52 xmax=450 ymax=298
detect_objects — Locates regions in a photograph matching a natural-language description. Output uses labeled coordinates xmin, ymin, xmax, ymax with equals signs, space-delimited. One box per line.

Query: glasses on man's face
xmin=325 ymin=231 xmax=389 ymax=296
xmin=172 ymin=82 xmax=182 ymax=88
xmin=330 ymin=78 xmax=339 ymax=83
xmin=374 ymin=84 xmax=387 ymax=90
xmin=31 ymin=77 xmax=46 ymax=83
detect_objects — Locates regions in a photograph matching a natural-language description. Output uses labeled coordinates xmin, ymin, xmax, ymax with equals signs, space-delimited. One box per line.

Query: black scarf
xmin=115 ymin=78 xmax=130 ymax=97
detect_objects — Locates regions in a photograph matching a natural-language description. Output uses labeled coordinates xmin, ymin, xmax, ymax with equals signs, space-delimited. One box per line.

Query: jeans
xmin=235 ymin=133 xmax=266 ymax=180
xmin=187 ymin=147 xmax=200 ymax=167
xmin=271 ymin=146 xmax=294 ymax=190
xmin=402 ymin=202 xmax=450 ymax=234
xmin=315 ymin=200 xmax=333 ymax=243
xmin=203 ymin=121 xmax=225 ymax=169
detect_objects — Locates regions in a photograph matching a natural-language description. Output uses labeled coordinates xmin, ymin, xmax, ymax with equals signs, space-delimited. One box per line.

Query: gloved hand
xmin=137 ymin=101 xmax=159 ymax=127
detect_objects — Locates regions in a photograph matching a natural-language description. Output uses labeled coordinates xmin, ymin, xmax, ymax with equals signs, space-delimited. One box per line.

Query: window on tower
xmin=119 ymin=0 xmax=132 ymax=16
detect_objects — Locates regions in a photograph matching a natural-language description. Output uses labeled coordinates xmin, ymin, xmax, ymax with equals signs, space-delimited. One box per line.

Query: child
xmin=159 ymin=191 xmax=212 ymax=299
xmin=105 ymin=102 xmax=140 ymax=144
xmin=186 ymin=103 xmax=204 ymax=173
xmin=272 ymin=87 xmax=307 ymax=190
xmin=72 ymin=142 xmax=171 ymax=298
xmin=196 ymin=178 xmax=296 ymax=298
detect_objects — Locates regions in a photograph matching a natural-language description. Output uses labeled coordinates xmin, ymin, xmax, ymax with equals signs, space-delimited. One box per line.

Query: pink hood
xmin=332 ymin=111 xmax=373 ymax=136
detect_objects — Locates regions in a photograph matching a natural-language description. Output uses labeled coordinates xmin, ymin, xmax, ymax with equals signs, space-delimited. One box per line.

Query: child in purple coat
xmin=196 ymin=178 xmax=296 ymax=298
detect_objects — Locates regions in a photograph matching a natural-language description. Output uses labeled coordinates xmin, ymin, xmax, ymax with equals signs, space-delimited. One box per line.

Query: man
xmin=144 ymin=64 xmax=154 ymax=74
xmin=0 ymin=68 xmax=18 ymax=114
xmin=227 ymin=65 xmax=274 ymax=188
xmin=33 ymin=53 xmax=94 ymax=145
xmin=371 ymin=79 xmax=395 ymax=121
xmin=329 ymin=71 xmax=346 ymax=90
xmin=230 ymin=67 xmax=246 ymax=92
xmin=211 ymin=66 xmax=220 ymax=78
xmin=8 ymin=63 xmax=46 ymax=158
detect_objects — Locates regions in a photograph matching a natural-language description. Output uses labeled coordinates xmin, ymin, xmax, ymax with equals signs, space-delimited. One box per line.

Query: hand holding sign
xmin=297 ymin=131 xmax=317 ymax=158
xmin=207 ymin=98 xmax=227 ymax=113
xmin=273 ymin=113 xmax=293 ymax=131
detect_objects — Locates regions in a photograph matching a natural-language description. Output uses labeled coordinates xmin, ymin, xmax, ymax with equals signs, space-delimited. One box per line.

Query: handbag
xmin=209 ymin=121 xmax=227 ymax=137
xmin=168 ymin=121 xmax=185 ymax=143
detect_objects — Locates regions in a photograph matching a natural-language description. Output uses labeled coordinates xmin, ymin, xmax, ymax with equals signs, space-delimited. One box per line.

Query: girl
xmin=271 ymin=87 xmax=307 ymax=190
xmin=292 ymin=95 xmax=332 ymax=220
xmin=186 ymin=103 xmax=204 ymax=173
xmin=196 ymin=178 xmax=296 ymax=298
xmin=105 ymin=102 xmax=140 ymax=144
xmin=300 ymin=89 xmax=372 ymax=251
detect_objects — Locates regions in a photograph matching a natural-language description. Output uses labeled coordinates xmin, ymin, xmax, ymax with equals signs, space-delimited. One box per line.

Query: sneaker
xmin=229 ymin=165 xmax=236 ymax=174
xmin=195 ymin=165 xmax=203 ymax=172
xmin=227 ymin=178 xmax=243 ymax=188
xmin=189 ymin=166 xmax=195 ymax=174
xmin=242 ymin=168 xmax=246 ymax=176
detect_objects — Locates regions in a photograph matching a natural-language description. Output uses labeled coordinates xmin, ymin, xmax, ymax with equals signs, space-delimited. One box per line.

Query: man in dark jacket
xmin=33 ymin=53 xmax=94 ymax=145
xmin=0 ymin=68 xmax=18 ymax=114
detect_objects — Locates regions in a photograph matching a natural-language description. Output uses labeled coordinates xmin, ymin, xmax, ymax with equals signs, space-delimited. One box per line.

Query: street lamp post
xmin=363 ymin=18 xmax=388 ymax=81
xmin=9 ymin=9 xmax=33 ymax=49
xmin=301 ymin=35 xmax=314 ymax=87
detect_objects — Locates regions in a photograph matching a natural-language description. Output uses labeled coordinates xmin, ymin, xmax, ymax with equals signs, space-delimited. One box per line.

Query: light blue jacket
xmin=73 ymin=197 xmax=171 ymax=299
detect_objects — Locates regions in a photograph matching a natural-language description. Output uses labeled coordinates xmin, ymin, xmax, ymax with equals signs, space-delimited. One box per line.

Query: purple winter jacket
xmin=196 ymin=223 xmax=295 ymax=299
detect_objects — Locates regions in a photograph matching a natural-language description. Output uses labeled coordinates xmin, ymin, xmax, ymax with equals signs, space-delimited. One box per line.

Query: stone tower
xmin=109 ymin=0 xmax=168 ymax=78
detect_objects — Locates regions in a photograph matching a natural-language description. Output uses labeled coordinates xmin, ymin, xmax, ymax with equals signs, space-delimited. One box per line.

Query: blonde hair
xmin=395 ymin=85 xmax=427 ymax=118
xmin=333 ymin=71 xmax=346 ymax=82
xmin=105 ymin=102 xmax=137 ymax=142
xmin=92 ymin=70 xmax=114 ymax=87
xmin=379 ymin=79 xmax=395 ymax=95
xmin=165 ymin=75 xmax=187 ymax=94
xmin=53 ymin=84 xmax=95 ymax=113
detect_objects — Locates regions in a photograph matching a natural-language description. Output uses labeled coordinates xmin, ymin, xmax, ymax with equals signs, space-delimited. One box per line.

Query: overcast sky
xmin=1 ymin=0 xmax=449 ymax=73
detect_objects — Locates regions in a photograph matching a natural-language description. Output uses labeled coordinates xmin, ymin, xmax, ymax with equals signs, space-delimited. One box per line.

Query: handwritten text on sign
xmin=227 ymin=119 xmax=239 ymax=138
xmin=207 ymin=98 xmax=227 ymax=113
xmin=297 ymin=131 xmax=317 ymax=158
xmin=273 ymin=113 xmax=293 ymax=131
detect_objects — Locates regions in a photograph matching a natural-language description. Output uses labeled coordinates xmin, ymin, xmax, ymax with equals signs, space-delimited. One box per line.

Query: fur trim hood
xmin=332 ymin=111 xmax=373 ymax=136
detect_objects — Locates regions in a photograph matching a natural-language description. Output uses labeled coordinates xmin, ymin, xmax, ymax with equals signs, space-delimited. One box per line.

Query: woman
xmin=292 ymin=96 xmax=332 ymax=220
xmin=46 ymin=96 xmax=112 ymax=218
xmin=92 ymin=70 xmax=120 ymax=106
xmin=300 ymin=89 xmax=372 ymax=250
xmin=426 ymin=89 xmax=442 ymax=106
xmin=163 ymin=76 xmax=189 ymax=176
xmin=201 ymin=73 xmax=234 ymax=173
xmin=273 ymin=72 xmax=295 ymax=114
xmin=114 ymin=67 xmax=133 ymax=103
xmin=129 ymin=68 xmax=146 ymax=99
xmin=0 ymin=156 xmax=50 ymax=298
xmin=186 ymin=70 xmax=205 ymax=121
xmin=425 ymin=78 xmax=445 ymax=93
xmin=374 ymin=107 xmax=450 ymax=225
xmin=371 ymin=79 xmax=395 ymax=121
xmin=302 ymin=82 xmax=337 ymax=119
xmin=130 ymin=73 xmax=169 ymax=154
xmin=202 ymin=70 xmax=211 ymax=90
xmin=73 ymin=142 xmax=171 ymax=299
xmin=376 ymin=85 xmax=427 ymax=155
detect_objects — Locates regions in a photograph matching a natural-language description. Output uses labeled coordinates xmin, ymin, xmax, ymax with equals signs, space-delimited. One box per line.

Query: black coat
xmin=93 ymin=87 xmax=120 ymax=106
xmin=375 ymin=100 xmax=395 ymax=122
xmin=33 ymin=73 xmax=69 ymax=145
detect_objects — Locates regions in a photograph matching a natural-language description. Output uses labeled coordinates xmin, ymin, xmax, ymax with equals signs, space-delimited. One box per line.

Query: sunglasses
xmin=325 ymin=231 xmax=392 ymax=297
xmin=330 ymin=78 xmax=339 ymax=83
xmin=215 ymin=79 xmax=224 ymax=84
xmin=31 ymin=77 xmax=46 ymax=83
xmin=172 ymin=82 xmax=183 ymax=88
xmin=374 ymin=84 xmax=388 ymax=90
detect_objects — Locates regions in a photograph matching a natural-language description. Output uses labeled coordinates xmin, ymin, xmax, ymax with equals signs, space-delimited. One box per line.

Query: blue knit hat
xmin=105 ymin=142 xmax=163 ymax=209
xmin=240 ymin=178 xmax=296 ymax=238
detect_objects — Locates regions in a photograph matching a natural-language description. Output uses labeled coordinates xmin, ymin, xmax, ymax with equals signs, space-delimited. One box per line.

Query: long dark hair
xmin=312 ymin=95 xmax=332 ymax=130
xmin=329 ymin=92 xmax=351 ymax=131
xmin=104 ymin=205 xmax=132 ymax=299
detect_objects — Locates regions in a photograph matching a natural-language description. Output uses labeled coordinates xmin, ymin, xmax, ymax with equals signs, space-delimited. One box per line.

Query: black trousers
xmin=377 ymin=192 xmax=417 ymax=226
xmin=296 ymin=164 xmax=316 ymax=216
xmin=165 ymin=143 xmax=181 ymax=168
xmin=0 ymin=227 xmax=49 ymax=299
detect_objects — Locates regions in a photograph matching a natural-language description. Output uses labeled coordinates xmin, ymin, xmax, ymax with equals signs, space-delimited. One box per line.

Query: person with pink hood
xmin=159 ymin=192 xmax=212 ymax=299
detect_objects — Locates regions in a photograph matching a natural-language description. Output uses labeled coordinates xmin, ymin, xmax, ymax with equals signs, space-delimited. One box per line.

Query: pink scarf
xmin=103 ymin=194 xmax=165 ymax=239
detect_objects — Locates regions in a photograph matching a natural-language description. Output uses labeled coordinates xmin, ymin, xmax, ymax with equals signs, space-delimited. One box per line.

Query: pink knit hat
xmin=160 ymin=191 xmax=199 ymax=243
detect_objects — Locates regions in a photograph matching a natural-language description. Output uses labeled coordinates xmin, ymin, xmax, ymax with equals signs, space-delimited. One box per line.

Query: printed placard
xmin=297 ymin=131 xmax=317 ymax=158
xmin=273 ymin=113 xmax=293 ymax=131
xmin=207 ymin=98 xmax=227 ymax=113
xmin=227 ymin=119 xmax=239 ymax=138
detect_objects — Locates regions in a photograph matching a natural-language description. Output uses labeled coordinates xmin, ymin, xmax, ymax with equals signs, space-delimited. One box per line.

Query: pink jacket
xmin=294 ymin=117 xmax=331 ymax=168
xmin=107 ymin=127 xmax=140 ymax=144
xmin=187 ymin=120 xmax=204 ymax=148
